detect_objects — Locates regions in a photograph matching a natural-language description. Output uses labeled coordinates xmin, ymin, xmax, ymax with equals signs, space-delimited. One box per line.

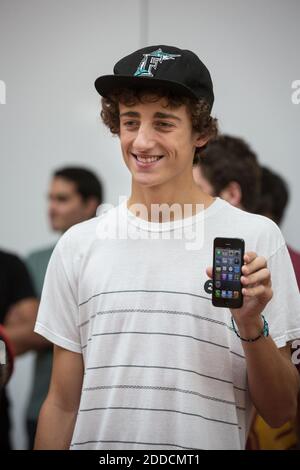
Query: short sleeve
xmin=264 ymin=243 xmax=300 ymax=348
xmin=34 ymin=239 xmax=81 ymax=354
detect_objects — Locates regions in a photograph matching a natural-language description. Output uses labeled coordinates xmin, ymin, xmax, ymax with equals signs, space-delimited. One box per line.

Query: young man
xmin=34 ymin=45 xmax=300 ymax=450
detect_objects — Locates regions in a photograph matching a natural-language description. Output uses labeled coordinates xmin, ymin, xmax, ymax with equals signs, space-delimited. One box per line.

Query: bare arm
xmin=4 ymin=298 xmax=50 ymax=355
xmin=207 ymin=252 xmax=300 ymax=428
xmin=34 ymin=345 xmax=84 ymax=450
xmin=233 ymin=253 xmax=300 ymax=427
xmin=243 ymin=340 xmax=299 ymax=427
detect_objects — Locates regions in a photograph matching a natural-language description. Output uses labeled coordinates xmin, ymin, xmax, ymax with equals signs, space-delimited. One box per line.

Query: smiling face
xmin=119 ymin=96 xmax=204 ymax=189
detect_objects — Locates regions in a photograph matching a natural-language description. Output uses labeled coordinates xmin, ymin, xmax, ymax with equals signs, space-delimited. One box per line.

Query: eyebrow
xmin=119 ymin=111 xmax=181 ymax=121
xmin=119 ymin=111 xmax=140 ymax=118
xmin=154 ymin=112 xmax=181 ymax=121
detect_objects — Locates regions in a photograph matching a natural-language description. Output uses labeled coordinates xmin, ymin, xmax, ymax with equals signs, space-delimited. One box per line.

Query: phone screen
xmin=212 ymin=238 xmax=244 ymax=308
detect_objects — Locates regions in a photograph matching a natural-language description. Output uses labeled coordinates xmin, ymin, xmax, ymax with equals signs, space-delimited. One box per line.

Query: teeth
xmin=134 ymin=154 xmax=162 ymax=163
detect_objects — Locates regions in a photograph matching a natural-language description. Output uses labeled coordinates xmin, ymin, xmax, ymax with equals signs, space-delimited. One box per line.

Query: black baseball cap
xmin=95 ymin=45 xmax=214 ymax=110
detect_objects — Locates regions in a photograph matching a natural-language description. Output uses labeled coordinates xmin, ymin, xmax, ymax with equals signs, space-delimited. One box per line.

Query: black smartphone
xmin=212 ymin=237 xmax=245 ymax=308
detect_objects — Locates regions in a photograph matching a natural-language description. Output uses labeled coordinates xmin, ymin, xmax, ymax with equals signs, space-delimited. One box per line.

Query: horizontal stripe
xmin=82 ymin=384 xmax=245 ymax=410
xmin=79 ymin=405 xmax=239 ymax=427
xmin=82 ymin=331 xmax=245 ymax=361
xmin=78 ymin=307 xmax=227 ymax=329
xmin=84 ymin=363 xmax=247 ymax=392
xmin=70 ymin=439 xmax=200 ymax=450
xmin=230 ymin=350 xmax=245 ymax=359
xmin=84 ymin=330 xmax=229 ymax=350
xmin=79 ymin=289 xmax=210 ymax=307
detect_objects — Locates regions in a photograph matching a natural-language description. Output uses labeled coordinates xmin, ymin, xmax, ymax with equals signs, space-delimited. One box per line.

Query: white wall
xmin=147 ymin=0 xmax=300 ymax=246
xmin=0 ymin=0 xmax=299 ymax=449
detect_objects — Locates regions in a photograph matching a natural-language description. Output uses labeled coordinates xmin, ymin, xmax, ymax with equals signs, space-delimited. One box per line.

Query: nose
xmin=48 ymin=199 xmax=56 ymax=213
xmin=132 ymin=123 xmax=155 ymax=153
xmin=48 ymin=199 xmax=59 ymax=218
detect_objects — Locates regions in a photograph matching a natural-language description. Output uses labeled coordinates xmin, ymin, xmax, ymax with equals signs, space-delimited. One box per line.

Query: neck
xmin=128 ymin=174 xmax=214 ymax=222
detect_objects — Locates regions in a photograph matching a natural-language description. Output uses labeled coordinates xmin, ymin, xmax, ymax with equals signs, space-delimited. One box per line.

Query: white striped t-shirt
xmin=35 ymin=197 xmax=300 ymax=450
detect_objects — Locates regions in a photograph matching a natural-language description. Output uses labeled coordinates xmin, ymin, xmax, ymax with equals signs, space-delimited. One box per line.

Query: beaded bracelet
xmin=231 ymin=315 xmax=269 ymax=342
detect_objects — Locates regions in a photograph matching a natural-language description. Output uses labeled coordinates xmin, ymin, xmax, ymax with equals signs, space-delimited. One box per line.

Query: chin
xmin=132 ymin=174 xmax=163 ymax=188
xmin=51 ymin=221 xmax=63 ymax=232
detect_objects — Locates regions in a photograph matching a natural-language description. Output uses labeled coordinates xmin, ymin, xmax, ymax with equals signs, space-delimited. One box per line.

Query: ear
xmin=84 ymin=197 xmax=100 ymax=218
xmin=220 ymin=182 xmax=243 ymax=209
xmin=194 ymin=134 xmax=210 ymax=149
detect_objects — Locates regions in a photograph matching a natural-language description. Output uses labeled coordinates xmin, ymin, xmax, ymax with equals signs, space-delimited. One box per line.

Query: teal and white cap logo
xmin=134 ymin=48 xmax=181 ymax=78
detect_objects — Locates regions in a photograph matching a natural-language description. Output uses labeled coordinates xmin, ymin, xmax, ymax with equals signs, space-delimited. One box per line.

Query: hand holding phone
xmin=212 ymin=237 xmax=245 ymax=308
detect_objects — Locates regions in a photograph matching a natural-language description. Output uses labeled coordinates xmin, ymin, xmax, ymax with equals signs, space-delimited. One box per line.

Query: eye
xmin=56 ymin=196 xmax=68 ymax=203
xmin=155 ymin=121 xmax=174 ymax=130
xmin=122 ymin=120 xmax=139 ymax=129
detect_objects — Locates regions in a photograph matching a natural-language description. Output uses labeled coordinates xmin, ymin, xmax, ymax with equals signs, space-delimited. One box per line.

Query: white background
xmin=0 ymin=0 xmax=299 ymax=449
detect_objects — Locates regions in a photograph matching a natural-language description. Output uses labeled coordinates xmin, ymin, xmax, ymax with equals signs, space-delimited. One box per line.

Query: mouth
xmin=131 ymin=153 xmax=164 ymax=168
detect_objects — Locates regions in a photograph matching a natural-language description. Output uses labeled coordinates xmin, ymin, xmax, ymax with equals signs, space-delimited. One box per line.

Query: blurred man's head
xmin=255 ymin=166 xmax=289 ymax=225
xmin=192 ymin=135 xmax=261 ymax=212
xmin=48 ymin=167 xmax=103 ymax=232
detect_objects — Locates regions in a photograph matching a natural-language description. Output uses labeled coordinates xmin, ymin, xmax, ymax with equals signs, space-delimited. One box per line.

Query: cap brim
xmin=94 ymin=75 xmax=198 ymax=101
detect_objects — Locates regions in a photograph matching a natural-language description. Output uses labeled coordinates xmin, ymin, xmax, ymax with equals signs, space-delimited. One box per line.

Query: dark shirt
xmin=0 ymin=250 xmax=35 ymax=449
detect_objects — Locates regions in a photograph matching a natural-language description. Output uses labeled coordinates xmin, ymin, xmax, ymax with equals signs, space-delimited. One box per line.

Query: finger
xmin=242 ymin=255 xmax=267 ymax=276
xmin=206 ymin=267 xmax=213 ymax=279
xmin=241 ymin=268 xmax=271 ymax=287
xmin=242 ymin=284 xmax=273 ymax=300
xmin=243 ymin=252 xmax=257 ymax=264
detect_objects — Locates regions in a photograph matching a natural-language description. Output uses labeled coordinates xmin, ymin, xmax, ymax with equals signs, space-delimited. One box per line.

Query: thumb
xmin=206 ymin=267 xmax=213 ymax=279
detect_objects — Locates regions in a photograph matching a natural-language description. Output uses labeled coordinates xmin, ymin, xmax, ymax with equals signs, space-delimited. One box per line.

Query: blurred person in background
xmin=193 ymin=138 xmax=300 ymax=449
xmin=0 ymin=250 xmax=38 ymax=449
xmin=0 ymin=326 xmax=14 ymax=391
xmin=256 ymin=166 xmax=300 ymax=290
xmin=6 ymin=167 xmax=103 ymax=449
xmin=192 ymin=135 xmax=261 ymax=213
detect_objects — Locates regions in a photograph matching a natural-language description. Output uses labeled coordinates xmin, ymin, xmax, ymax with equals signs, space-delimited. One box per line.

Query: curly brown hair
xmin=100 ymin=87 xmax=218 ymax=163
